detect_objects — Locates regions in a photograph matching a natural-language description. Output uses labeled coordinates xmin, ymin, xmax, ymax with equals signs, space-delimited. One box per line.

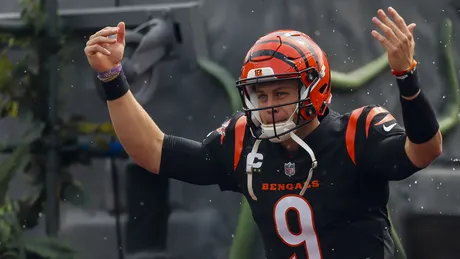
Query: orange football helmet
xmin=236 ymin=30 xmax=332 ymax=142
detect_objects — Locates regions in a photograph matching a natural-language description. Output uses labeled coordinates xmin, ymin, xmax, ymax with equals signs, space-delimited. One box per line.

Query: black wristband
xmin=400 ymin=91 xmax=439 ymax=144
xmin=99 ymin=71 xmax=130 ymax=101
xmin=396 ymin=67 xmax=420 ymax=97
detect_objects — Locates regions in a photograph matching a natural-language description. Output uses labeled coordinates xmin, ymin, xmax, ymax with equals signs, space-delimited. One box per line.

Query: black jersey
xmin=160 ymin=105 xmax=421 ymax=259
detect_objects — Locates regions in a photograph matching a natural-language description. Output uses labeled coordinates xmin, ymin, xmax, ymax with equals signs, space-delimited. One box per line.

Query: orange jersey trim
xmin=365 ymin=107 xmax=388 ymax=138
xmin=233 ymin=116 xmax=247 ymax=170
xmin=345 ymin=107 xmax=364 ymax=165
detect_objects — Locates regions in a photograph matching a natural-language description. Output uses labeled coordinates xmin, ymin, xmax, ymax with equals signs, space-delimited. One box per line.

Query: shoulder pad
xmin=203 ymin=112 xmax=248 ymax=171
xmin=345 ymin=105 xmax=398 ymax=165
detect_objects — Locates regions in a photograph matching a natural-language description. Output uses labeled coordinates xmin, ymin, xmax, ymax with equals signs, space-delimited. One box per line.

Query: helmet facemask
xmin=237 ymin=67 xmax=321 ymax=143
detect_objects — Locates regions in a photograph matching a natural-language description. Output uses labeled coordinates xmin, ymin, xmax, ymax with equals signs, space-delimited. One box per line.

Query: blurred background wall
xmin=0 ymin=0 xmax=459 ymax=259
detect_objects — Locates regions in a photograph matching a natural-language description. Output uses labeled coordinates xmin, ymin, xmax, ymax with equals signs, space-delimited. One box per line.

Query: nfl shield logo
xmin=284 ymin=162 xmax=296 ymax=177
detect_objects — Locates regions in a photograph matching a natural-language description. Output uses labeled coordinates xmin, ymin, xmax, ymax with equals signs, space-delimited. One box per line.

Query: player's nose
xmin=266 ymin=106 xmax=278 ymax=115
xmin=265 ymin=95 xmax=277 ymax=107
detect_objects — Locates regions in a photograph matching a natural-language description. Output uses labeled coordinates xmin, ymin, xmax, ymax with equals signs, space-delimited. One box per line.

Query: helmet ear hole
xmin=319 ymin=83 xmax=328 ymax=94
xmin=299 ymin=105 xmax=316 ymax=121
xmin=319 ymin=101 xmax=328 ymax=114
xmin=306 ymin=69 xmax=318 ymax=83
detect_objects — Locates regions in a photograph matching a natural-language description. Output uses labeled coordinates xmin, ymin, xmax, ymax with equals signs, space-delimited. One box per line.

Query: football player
xmin=85 ymin=7 xmax=442 ymax=259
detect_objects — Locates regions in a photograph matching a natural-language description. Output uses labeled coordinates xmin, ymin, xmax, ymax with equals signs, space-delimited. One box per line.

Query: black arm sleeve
xmin=397 ymin=69 xmax=439 ymax=144
xmin=159 ymin=118 xmax=241 ymax=192
xmin=160 ymin=135 xmax=220 ymax=185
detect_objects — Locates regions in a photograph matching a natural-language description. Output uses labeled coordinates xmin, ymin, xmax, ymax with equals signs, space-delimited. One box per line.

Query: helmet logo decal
xmin=247 ymin=67 xmax=275 ymax=79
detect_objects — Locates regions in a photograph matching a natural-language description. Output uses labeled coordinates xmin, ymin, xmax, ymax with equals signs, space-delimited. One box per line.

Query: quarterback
xmin=85 ymin=7 xmax=442 ymax=259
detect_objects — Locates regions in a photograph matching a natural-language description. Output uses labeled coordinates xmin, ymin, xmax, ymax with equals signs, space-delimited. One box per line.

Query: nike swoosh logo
xmin=383 ymin=123 xmax=397 ymax=132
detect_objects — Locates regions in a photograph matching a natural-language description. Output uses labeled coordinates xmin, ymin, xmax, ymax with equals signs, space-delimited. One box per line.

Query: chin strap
xmin=246 ymin=131 xmax=318 ymax=201
xmin=290 ymin=132 xmax=317 ymax=196
xmin=246 ymin=138 xmax=262 ymax=201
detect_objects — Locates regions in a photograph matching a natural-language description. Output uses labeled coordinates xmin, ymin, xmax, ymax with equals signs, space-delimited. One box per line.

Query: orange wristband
xmin=392 ymin=59 xmax=418 ymax=76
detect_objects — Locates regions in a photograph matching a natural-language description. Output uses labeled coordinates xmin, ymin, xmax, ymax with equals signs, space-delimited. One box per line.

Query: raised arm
xmin=84 ymin=22 xmax=241 ymax=192
xmin=84 ymin=22 xmax=164 ymax=173
xmin=370 ymin=7 xmax=442 ymax=168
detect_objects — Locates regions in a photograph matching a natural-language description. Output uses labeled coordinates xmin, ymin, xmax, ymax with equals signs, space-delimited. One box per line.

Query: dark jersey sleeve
xmin=159 ymin=113 xmax=243 ymax=192
xmin=352 ymin=105 xmax=422 ymax=181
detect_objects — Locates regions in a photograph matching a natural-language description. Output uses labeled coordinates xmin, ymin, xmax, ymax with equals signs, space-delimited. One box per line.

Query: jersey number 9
xmin=274 ymin=195 xmax=322 ymax=259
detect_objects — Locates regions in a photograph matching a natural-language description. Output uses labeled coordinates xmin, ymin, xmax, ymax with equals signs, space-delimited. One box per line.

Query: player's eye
xmin=257 ymin=94 xmax=267 ymax=101
xmin=276 ymin=92 xmax=288 ymax=98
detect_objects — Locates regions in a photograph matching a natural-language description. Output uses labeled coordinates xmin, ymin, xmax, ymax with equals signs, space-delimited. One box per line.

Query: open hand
xmin=84 ymin=22 xmax=126 ymax=72
xmin=371 ymin=7 xmax=416 ymax=72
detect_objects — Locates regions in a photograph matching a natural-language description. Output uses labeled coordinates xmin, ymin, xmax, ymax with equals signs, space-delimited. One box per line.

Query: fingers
xmin=372 ymin=16 xmax=397 ymax=45
xmin=85 ymin=23 xmax=126 ymax=57
xmin=371 ymin=30 xmax=392 ymax=50
xmin=85 ymin=24 xmax=123 ymax=56
xmin=117 ymin=22 xmax=126 ymax=44
xmin=371 ymin=8 xmax=416 ymax=51
xmin=375 ymin=9 xmax=405 ymax=42
xmin=86 ymin=36 xmax=116 ymax=47
xmin=387 ymin=7 xmax=411 ymax=36
xmin=89 ymin=27 xmax=118 ymax=40
xmin=84 ymin=44 xmax=111 ymax=56
xmin=407 ymin=23 xmax=416 ymax=34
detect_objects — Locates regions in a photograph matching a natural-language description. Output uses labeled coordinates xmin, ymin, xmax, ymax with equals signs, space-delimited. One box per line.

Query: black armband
xmin=161 ymin=135 xmax=203 ymax=163
xmin=400 ymin=91 xmax=439 ymax=144
xmin=160 ymin=135 xmax=218 ymax=184
xmin=99 ymin=71 xmax=130 ymax=101
xmin=396 ymin=67 xmax=420 ymax=97
xmin=161 ymin=134 xmax=240 ymax=192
